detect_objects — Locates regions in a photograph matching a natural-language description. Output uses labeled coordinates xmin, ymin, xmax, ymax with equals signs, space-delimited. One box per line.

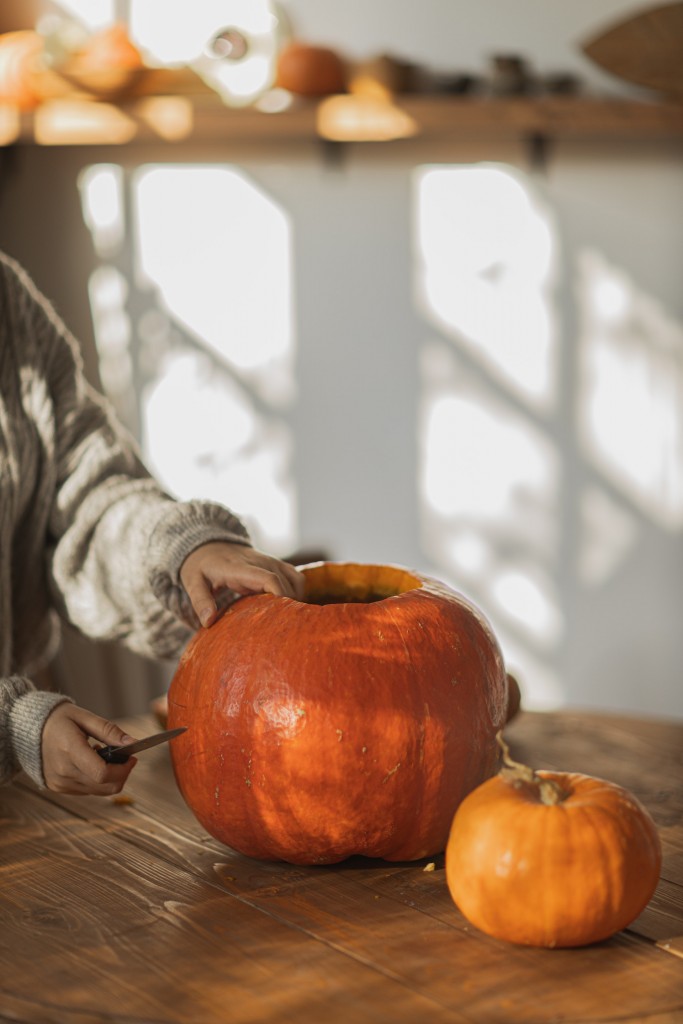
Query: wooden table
xmin=1 ymin=709 xmax=682 ymax=1024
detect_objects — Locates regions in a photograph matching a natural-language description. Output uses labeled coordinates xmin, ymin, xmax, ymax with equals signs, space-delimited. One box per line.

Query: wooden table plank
xmin=2 ymin=709 xmax=682 ymax=1024
xmin=0 ymin=786 xmax=463 ymax=1024
xmin=45 ymin=710 xmax=683 ymax=942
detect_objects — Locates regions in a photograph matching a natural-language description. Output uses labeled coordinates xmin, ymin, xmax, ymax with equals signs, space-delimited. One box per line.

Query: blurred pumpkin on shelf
xmin=0 ymin=30 xmax=45 ymax=110
xmin=72 ymin=22 xmax=144 ymax=72
xmin=1 ymin=21 xmax=151 ymax=106
xmin=276 ymin=41 xmax=347 ymax=96
xmin=46 ymin=22 xmax=148 ymax=101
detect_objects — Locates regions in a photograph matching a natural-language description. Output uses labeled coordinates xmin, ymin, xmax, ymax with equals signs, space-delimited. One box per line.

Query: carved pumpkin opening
xmin=302 ymin=562 xmax=423 ymax=605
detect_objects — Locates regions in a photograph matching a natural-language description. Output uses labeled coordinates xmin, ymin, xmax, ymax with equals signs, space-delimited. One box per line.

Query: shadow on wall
xmin=414 ymin=163 xmax=683 ymax=713
xmin=80 ymin=163 xmax=299 ymax=558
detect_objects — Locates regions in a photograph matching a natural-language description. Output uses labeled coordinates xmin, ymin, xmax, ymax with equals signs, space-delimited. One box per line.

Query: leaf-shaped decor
xmin=582 ymin=1 xmax=683 ymax=97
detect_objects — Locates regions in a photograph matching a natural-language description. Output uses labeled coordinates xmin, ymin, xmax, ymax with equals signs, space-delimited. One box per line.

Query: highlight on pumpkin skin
xmin=296 ymin=562 xmax=521 ymax=723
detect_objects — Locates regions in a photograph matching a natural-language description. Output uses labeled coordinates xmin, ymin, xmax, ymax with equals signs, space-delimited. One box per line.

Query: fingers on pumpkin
xmin=279 ymin=562 xmax=306 ymax=599
xmin=232 ymin=565 xmax=293 ymax=598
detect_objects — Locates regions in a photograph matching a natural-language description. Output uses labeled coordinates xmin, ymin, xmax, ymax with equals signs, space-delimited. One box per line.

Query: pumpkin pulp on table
xmin=168 ymin=562 xmax=515 ymax=865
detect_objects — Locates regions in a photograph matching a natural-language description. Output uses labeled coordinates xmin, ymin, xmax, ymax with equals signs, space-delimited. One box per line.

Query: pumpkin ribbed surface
xmin=445 ymin=768 xmax=662 ymax=947
xmin=168 ymin=562 xmax=514 ymax=865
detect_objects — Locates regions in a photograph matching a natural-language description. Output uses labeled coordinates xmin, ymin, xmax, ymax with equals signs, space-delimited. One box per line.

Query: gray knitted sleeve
xmin=0 ymin=256 xmax=255 ymax=789
xmin=147 ymin=499 xmax=251 ymax=630
xmin=0 ymin=677 xmax=72 ymax=788
xmin=21 ymin=263 xmax=253 ymax=659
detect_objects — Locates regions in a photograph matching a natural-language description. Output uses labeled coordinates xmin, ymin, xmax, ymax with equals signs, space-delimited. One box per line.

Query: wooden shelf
xmin=2 ymin=91 xmax=682 ymax=148
xmin=397 ymin=93 xmax=683 ymax=142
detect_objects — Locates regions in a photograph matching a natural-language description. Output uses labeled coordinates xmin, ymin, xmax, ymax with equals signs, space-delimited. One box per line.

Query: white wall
xmin=1 ymin=1 xmax=681 ymax=720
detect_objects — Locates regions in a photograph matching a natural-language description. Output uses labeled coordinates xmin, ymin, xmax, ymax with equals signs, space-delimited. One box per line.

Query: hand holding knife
xmin=96 ymin=727 xmax=187 ymax=764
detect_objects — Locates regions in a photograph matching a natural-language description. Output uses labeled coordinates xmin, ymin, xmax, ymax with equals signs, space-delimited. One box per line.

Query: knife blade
xmin=96 ymin=727 xmax=187 ymax=764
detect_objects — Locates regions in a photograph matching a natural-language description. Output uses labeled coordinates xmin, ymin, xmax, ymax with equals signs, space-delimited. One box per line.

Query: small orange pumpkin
xmin=445 ymin=736 xmax=662 ymax=948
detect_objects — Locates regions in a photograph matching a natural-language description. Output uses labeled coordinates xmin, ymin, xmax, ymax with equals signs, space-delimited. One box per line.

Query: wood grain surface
xmin=1 ymin=709 xmax=682 ymax=1024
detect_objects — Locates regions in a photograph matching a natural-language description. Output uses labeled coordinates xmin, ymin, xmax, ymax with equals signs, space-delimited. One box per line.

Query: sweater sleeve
xmin=146 ymin=499 xmax=252 ymax=631
xmin=0 ymin=677 xmax=72 ymax=787
xmin=12 ymin=258 xmax=252 ymax=659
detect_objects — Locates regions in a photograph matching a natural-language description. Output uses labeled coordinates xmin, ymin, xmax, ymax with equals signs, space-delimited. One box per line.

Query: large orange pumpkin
xmin=168 ymin=561 xmax=519 ymax=865
xmin=445 ymin=737 xmax=662 ymax=947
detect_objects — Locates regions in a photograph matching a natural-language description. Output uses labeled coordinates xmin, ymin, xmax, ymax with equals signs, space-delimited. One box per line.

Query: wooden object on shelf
xmin=582 ymin=1 xmax=683 ymax=97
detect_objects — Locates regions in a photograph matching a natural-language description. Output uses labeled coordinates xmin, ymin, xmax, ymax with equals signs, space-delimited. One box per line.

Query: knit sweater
xmin=0 ymin=251 xmax=251 ymax=788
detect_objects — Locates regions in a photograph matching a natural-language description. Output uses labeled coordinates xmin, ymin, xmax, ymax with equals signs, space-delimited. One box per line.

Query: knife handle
xmin=96 ymin=745 xmax=130 ymax=765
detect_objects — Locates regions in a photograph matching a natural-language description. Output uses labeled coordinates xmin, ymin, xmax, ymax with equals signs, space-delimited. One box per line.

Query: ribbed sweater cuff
xmin=8 ymin=685 xmax=74 ymax=788
xmin=147 ymin=499 xmax=251 ymax=629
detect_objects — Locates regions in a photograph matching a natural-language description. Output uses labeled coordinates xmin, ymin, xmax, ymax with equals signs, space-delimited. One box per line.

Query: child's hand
xmin=41 ymin=703 xmax=137 ymax=795
xmin=180 ymin=542 xmax=305 ymax=628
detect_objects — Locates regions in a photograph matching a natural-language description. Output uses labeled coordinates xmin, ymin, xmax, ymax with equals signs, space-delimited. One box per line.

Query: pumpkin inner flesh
xmin=302 ymin=562 xmax=423 ymax=605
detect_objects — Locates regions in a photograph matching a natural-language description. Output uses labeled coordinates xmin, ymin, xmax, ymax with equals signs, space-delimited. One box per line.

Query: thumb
xmin=182 ymin=574 xmax=218 ymax=628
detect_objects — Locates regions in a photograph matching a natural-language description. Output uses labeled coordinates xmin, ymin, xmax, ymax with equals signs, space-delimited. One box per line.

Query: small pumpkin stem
xmin=496 ymin=731 xmax=567 ymax=806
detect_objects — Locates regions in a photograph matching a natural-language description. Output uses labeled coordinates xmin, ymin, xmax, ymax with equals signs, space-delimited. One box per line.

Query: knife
xmin=96 ymin=727 xmax=187 ymax=764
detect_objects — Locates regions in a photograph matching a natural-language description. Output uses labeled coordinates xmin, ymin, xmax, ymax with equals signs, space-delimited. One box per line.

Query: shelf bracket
xmin=526 ymin=131 xmax=553 ymax=175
